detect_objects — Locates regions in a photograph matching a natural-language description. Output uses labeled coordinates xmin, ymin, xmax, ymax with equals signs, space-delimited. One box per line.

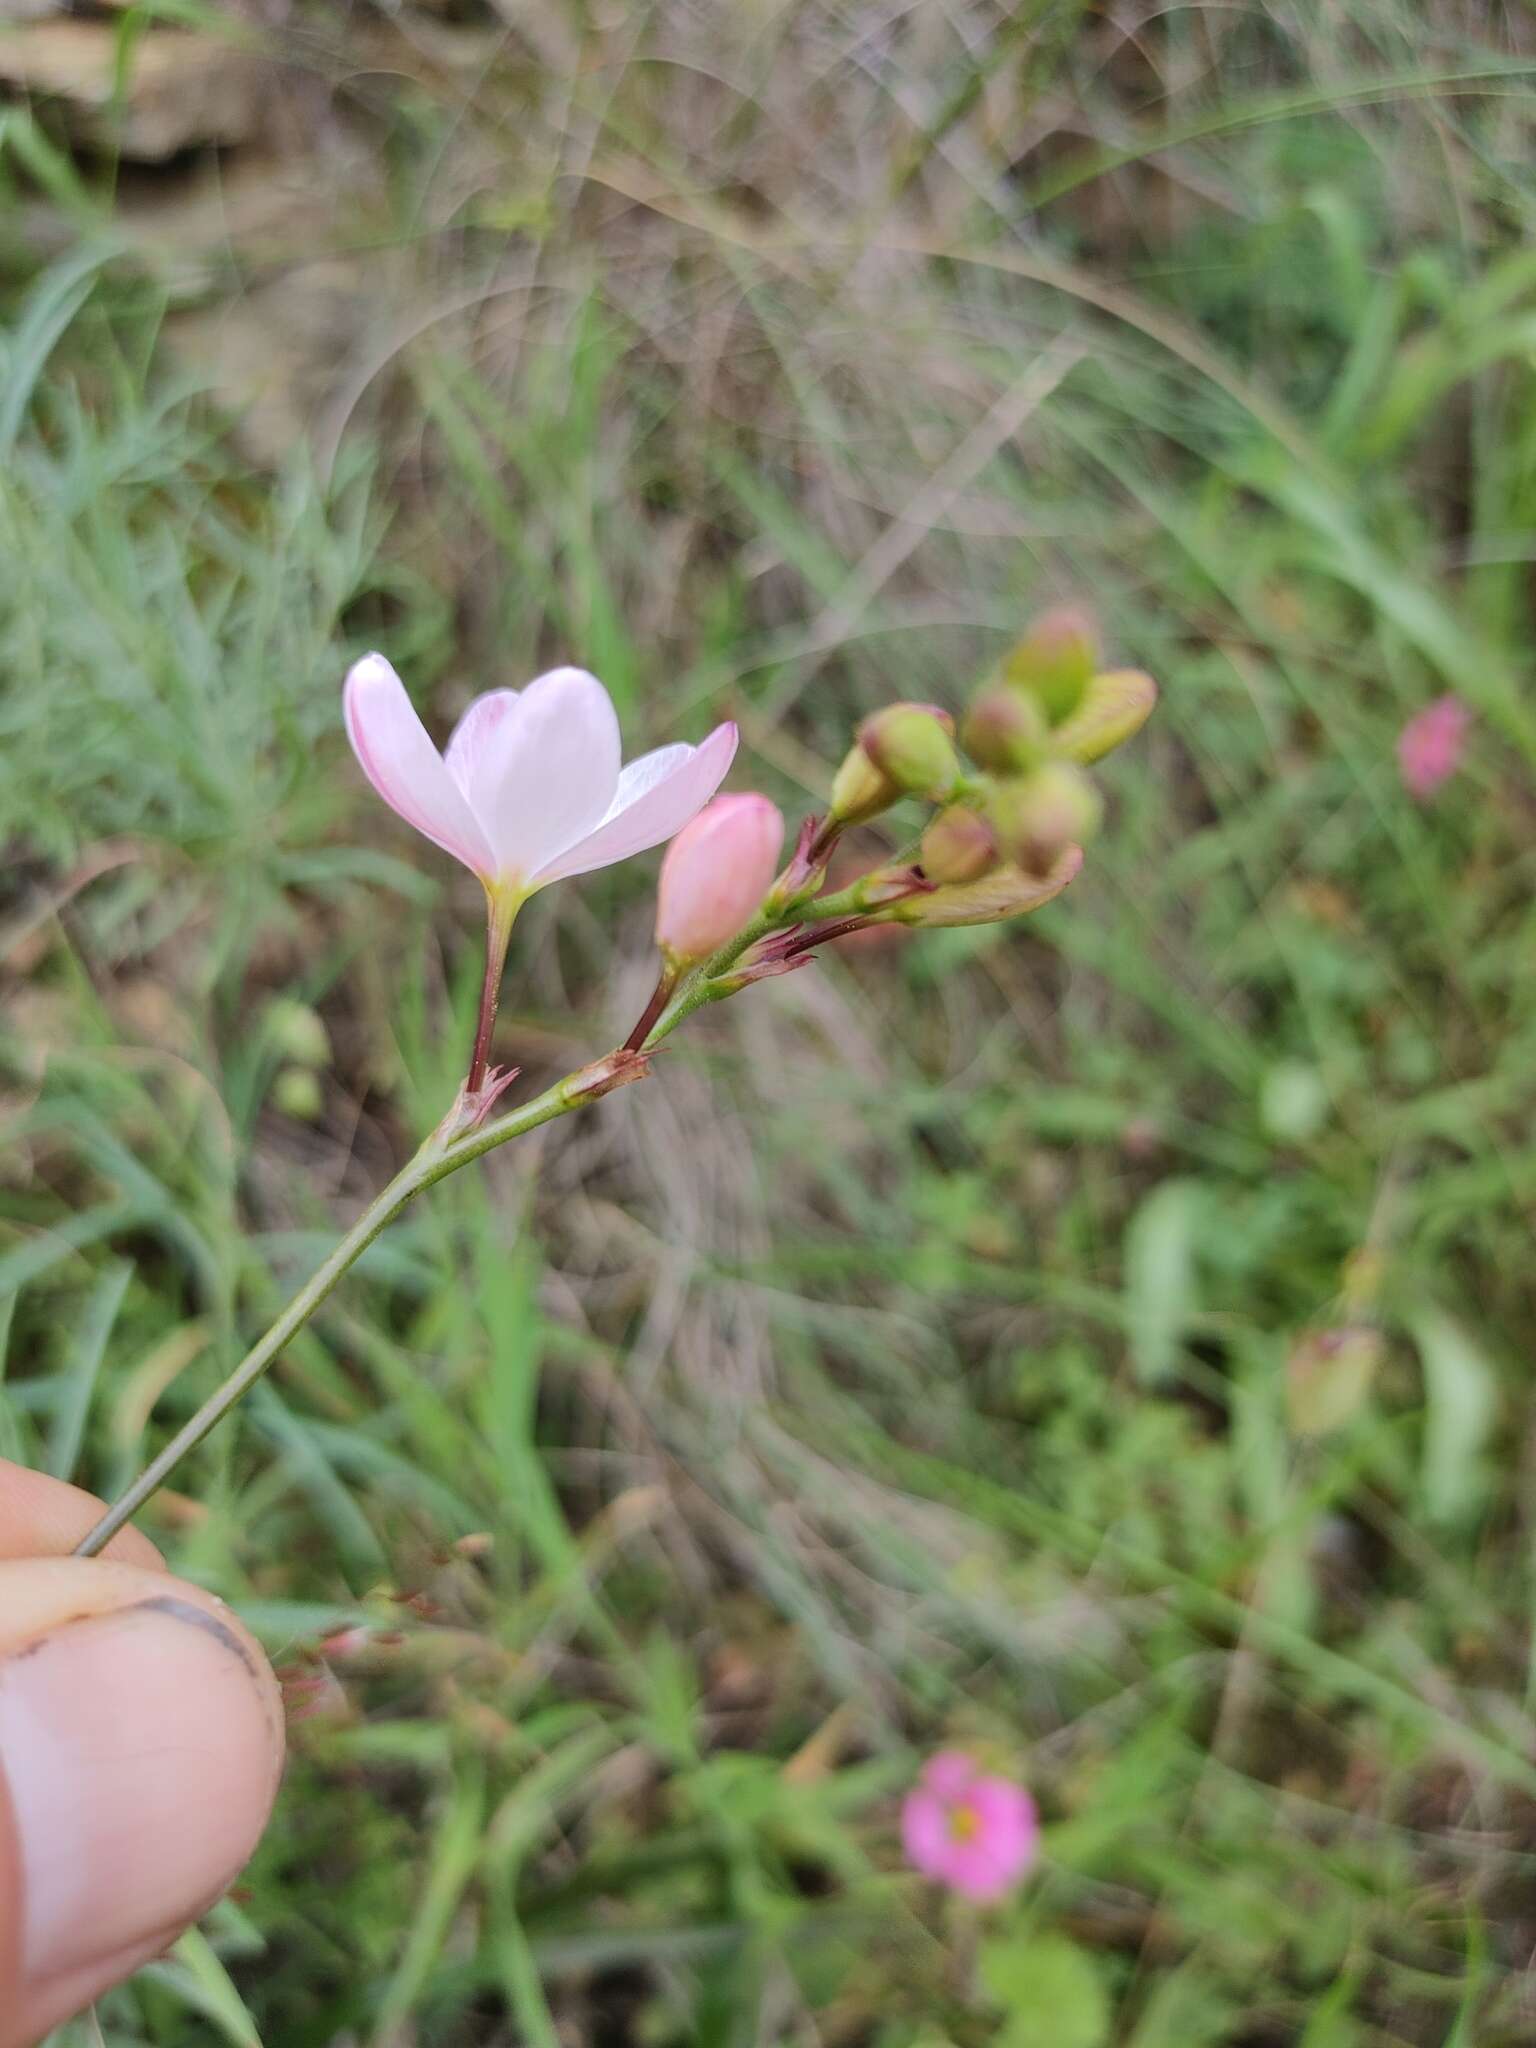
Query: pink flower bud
xmin=1398 ymin=694 xmax=1470 ymax=800
xmin=656 ymin=793 xmax=784 ymax=963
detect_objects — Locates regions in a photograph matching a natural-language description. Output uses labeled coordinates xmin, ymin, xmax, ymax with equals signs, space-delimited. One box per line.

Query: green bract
xmin=872 ymin=845 xmax=1082 ymax=927
xmin=1052 ymin=669 xmax=1159 ymax=764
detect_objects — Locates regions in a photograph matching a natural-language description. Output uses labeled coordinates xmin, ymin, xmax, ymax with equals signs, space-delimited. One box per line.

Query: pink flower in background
xmin=1397 ymin=694 xmax=1470 ymax=801
xmin=656 ymin=793 xmax=784 ymax=963
xmin=344 ymin=654 xmax=737 ymax=894
xmin=901 ymin=1751 xmax=1038 ymax=1903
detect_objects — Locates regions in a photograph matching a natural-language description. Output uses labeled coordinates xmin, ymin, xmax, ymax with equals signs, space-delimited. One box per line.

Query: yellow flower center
xmin=948 ymin=1801 xmax=980 ymax=1843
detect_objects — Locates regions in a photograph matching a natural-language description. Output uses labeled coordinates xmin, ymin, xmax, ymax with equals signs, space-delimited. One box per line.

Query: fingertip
xmin=0 ymin=1459 xmax=162 ymax=1569
xmin=0 ymin=1560 xmax=283 ymax=2043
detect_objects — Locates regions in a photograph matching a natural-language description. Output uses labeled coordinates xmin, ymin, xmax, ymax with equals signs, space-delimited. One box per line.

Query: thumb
xmin=0 ymin=1556 xmax=284 ymax=2045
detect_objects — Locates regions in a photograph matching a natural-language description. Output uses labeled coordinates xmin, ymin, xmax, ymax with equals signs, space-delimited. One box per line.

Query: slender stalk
xmin=641 ymin=907 xmax=780 ymax=1050
xmin=782 ymin=914 xmax=870 ymax=956
xmin=466 ymin=889 xmax=520 ymax=1095
xmin=797 ymin=838 xmax=925 ymax=924
xmin=622 ymin=964 xmax=676 ymax=1053
xmin=72 ymin=1066 xmax=606 ymax=1560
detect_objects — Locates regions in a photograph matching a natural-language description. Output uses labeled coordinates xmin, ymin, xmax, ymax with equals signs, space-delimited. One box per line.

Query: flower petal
xmin=900 ymin=1788 xmax=955 ymax=1882
xmin=444 ymin=687 xmax=521 ymax=812
xmin=603 ymin=742 xmax=694 ymax=816
xmin=968 ymin=1776 xmax=1039 ymax=1884
xmin=919 ymin=1750 xmax=981 ymax=1801
xmin=473 ymin=667 xmax=622 ymax=881
xmin=944 ymin=1838 xmax=1020 ymax=1902
xmin=532 ymin=723 xmax=739 ymax=886
xmin=343 ymin=654 xmax=497 ymax=877
xmin=1398 ymin=693 xmax=1470 ymax=801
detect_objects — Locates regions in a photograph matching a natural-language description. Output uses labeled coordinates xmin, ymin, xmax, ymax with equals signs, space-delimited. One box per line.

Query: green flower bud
xmin=857 ymin=703 xmax=962 ymax=802
xmin=989 ymin=762 xmax=1102 ymax=876
xmin=961 ymin=686 xmax=1048 ymax=774
xmin=920 ymin=804 xmax=997 ymax=885
xmin=872 ymin=845 xmax=1082 ymax=928
xmin=273 ymin=1066 xmax=324 ymax=1121
xmin=264 ymin=996 xmax=330 ymax=1068
xmin=1286 ymin=1326 xmax=1383 ymax=1438
xmin=1002 ymin=605 xmax=1099 ymax=723
xmin=828 ymin=742 xmax=897 ymax=826
xmin=1052 ymin=668 xmax=1158 ymax=763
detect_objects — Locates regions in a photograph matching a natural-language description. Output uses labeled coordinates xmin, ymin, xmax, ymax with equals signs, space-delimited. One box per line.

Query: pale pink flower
xmin=343 ymin=654 xmax=737 ymax=896
xmin=656 ymin=793 xmax=784 ymax=963
xmin=901 ymin=1750 xmax=1038 ymax=1903
xmin=1397 ymin=694 xmax=1470 ymax=801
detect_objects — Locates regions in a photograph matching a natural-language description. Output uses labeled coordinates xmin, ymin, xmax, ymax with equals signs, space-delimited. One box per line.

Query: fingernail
xmin=0 ymin=1595 xmax=282 ymax=1986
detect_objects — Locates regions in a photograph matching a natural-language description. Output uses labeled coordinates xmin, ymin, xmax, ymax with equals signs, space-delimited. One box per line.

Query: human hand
xmin=0 ymin=1460 xmax=283 ymax=2043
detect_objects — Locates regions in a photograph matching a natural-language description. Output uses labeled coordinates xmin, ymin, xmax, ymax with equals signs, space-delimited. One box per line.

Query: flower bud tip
xmin=1003 ymin=605 xmax=1099 ymax=723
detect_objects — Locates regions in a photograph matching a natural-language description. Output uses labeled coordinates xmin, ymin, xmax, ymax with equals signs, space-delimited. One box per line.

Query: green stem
xmin=641 ymin=906 xmax=781 ymax=1049
xmin=466 ymin=887 xmax=522 ymax=1095
xmin=622 ymin=962 xmax=677 ymax=1053
xmin=803 ymin=836 xmax=925 ymax=923
xmin=72 ymin=1065 xmax=611 ymax=1560
xmin=72 ymin=846 xmax=916 ymax=1558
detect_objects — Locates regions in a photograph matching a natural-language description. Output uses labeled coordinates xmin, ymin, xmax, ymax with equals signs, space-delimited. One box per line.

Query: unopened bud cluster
xmin=827 ymin=605 xmax=1157 ymax=886
xmin=642 ymin=604 xmax=1157 ymax=995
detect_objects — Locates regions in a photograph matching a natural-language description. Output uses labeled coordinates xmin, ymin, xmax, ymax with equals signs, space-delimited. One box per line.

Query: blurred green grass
xmin=5 ymin=1 xmax=1536 ymax=2041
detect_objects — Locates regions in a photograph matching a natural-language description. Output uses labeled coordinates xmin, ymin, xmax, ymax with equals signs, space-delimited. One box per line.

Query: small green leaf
xmin=48 ymin=1262 xmax=132 ymax=1483
xmin=980 ymin=1931 xmax=1112 ymax=2048
xmin=1297 ymin=1966 xmax=1363 ymax=2047
xmin=1124 ymin=1179 xmax=1202 ymax=1386
xmin=138 ymin=1927 xmax=262 ymax=2047
xmin=1129 ymin=1960 xmax=1235 ymax=2046
xmin=1260 ymin=1060 xmax=1330 ymax=1143
xmin=1409 ymin=1307 xmax=1499 ymax=1528
xmin=372 ymin=1766 xmax=487 ymax=2037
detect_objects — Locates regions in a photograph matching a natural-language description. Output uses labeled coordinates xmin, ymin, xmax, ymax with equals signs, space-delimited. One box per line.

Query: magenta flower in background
xmin=343 ymin=654 xmax=737 ymax=897
xmin=1397 ymin=694 xmax=1470 ymax=801
xmin=901 ymin=1750 xmax=1038 ymax=1903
